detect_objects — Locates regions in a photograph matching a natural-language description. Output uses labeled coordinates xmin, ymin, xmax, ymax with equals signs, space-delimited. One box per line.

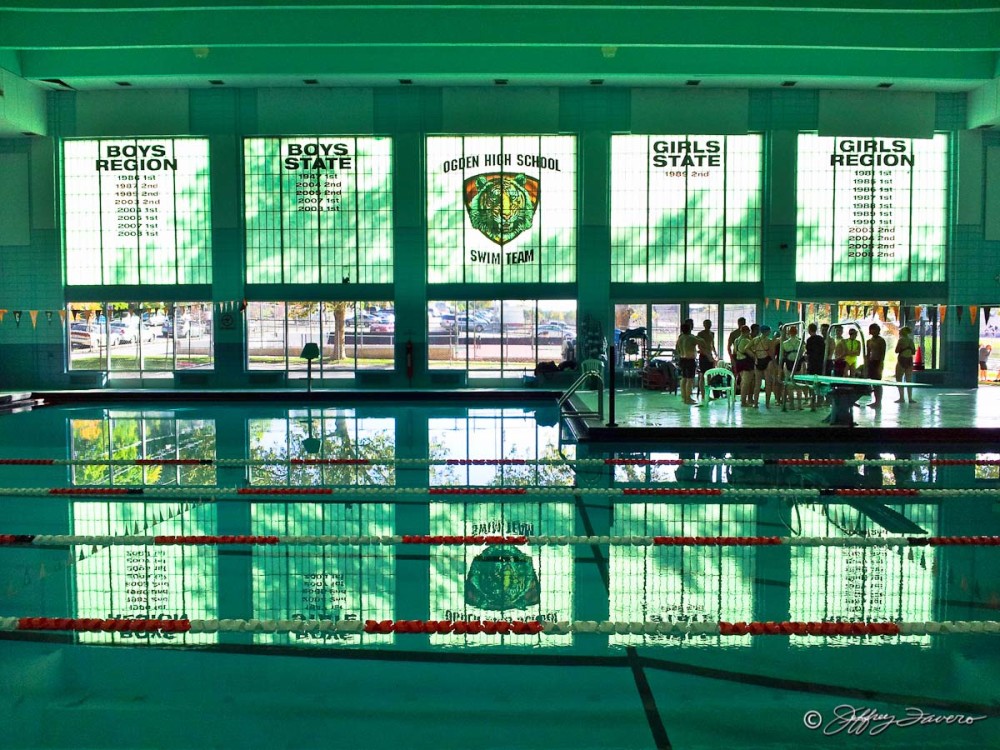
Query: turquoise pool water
xmin=0 ymin=400 xmax=998 ymax=749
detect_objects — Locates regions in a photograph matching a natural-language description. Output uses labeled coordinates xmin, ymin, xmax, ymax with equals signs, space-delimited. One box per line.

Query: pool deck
xmin=18 ymin=385 xmax=1000 ymax=448
xmin=565 ymin=384 xmax=1000 ymax=447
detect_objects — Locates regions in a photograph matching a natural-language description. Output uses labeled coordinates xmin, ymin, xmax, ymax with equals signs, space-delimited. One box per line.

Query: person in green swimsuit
xmin=843 ymin=328 xmax=862 ymax=377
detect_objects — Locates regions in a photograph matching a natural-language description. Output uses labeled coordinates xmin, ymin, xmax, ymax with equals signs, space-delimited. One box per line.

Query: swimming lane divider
xmin=3 ymin=534 xmax=999 ymax=548
xmin=0 ymin=485 xmax=998 ymax=498
xmin=4 ymin=457 xmax=999 ymax=468
xmin=2 ymin=617 xmax=999 ymax=637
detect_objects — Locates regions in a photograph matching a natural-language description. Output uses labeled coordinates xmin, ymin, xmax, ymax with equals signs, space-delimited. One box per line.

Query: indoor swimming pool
xmin=0 ymin=398 xmax=998 ymax=749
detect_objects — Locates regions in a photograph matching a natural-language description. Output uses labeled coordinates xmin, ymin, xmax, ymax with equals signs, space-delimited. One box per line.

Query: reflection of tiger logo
xmin=464 ymin=545 xmax=540 ymax=611
xmin=464 ymin=173 xmax=539 ymax=244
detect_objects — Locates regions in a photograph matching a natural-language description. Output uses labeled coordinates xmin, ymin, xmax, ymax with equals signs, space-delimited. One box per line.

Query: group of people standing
xmin=673 ymin=316 xmax=920 ymax=409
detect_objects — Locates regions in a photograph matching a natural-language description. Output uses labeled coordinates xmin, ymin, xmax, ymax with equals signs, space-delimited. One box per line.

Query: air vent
xmin=590 ymin=79 xmax=604 ymax=86
xmin=877 ymin=82 xmax=893 ymax=88
xmin=40 ymin=79 xmax=74 ymax=90
xmin=115 ymin=81 xmax=132 ymax=87
xmin=209 ymin=80 xmax=225 ymax=86
xmin=781 ymin=81 xmax=797 ymax=87
xmin=399 ymin=79 xmax=413 ymax=85
xmin=494 ymin=79 xmax=508 ymax=86
xmin=685 ymin=80 xmax=701 ymax=86
xmin=303 ymin=79 xmax=319 ymax=85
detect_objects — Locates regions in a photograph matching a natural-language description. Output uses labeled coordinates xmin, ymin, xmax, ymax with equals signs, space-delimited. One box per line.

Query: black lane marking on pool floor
xmin=627 ymin=646 xmax=673 ymax=749
xmin=574 ymin=493 xmax=673 ymax=749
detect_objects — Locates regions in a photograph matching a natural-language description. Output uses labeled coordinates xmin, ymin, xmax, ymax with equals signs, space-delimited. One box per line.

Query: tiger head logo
xmin=464 ymin=173 xmax=540 ymax=245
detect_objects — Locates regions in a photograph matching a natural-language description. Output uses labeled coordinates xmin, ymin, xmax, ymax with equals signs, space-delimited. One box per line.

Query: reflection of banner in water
xmin=72 ymin=501 xmax=218 ymax=645
xmin=250 ymin=502 xmax=394 ymax=646
xmin=790 ymin=503 xmax=936 ymax=647
xmin=609 ymin=503 xmax=756 ymax=648
xmin=429 ymin=501 xmax=574 ymax=647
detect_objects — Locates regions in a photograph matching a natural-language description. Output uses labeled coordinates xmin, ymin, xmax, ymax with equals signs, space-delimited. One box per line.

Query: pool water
xmin=0 ymin=400 xmax=998 ymax=749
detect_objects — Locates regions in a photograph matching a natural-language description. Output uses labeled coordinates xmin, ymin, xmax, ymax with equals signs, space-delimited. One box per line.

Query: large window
xmin=63 ymin=138 xmax=212 ymax=285
xmin=614 ymin=302 xmax=756 ymax=357
xmin=611 ymin=135 xmax=762 ymax=283
xmin=67 ymin=301 xmax=214 ymax=373
xmin=246 ymin=301 xmax=394 ymax=374
xmin=427 ymin=135 xmax=576 ymax=284
xmin=796 ymin=134 xmax=948 ymax=282
xmin=428 ymin=299 xmax=576 ymax=377
xmin=244 ymin=136 xmax=393 ymax=284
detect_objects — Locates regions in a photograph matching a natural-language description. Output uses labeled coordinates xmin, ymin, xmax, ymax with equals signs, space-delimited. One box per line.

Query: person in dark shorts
xmin=866 ymin=323 xmax=886 ymax=408
xmin=804 ymin=323 xmax=825 ymax=375
xmin=675 ymin=321 xmax=703 ymax=405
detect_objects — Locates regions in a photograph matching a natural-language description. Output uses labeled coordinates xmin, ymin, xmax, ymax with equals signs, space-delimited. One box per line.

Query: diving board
xmin=792 ymin=374 xmax=929 ymax=427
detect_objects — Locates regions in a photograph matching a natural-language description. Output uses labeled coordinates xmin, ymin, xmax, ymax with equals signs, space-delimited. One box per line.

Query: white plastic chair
xmin=701 ymin=367 xmax=736 ymax=407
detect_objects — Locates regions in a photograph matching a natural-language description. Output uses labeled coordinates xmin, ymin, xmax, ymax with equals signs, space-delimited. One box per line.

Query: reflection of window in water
xmin=429 ymin=407 xmax=574 ymax=486
xmin=790 ymin=503 xmax=936 ymax=647
xmin=429 ymin=502 xmax=574 ymax=648
xmin=73 ymin=501 xmax=218 ymax=645
xmin=70 ymin=413 xmax=217 ymax=486
xmin=975 ymin=453 xmax=1000 ymax=481
xmin=249 ymin=411 xmax=395 ymax=486
xmin=250 ymin=503 xmax=395 ymax=647
xmin=611 ymin=451 xmax=731 ymax=484
xmin=610 ymin=503 xmax=755 ymax=648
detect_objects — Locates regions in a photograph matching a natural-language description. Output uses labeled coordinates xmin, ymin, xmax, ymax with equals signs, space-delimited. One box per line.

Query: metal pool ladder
xmin=557 ymin=360 xmax=604 ymax=420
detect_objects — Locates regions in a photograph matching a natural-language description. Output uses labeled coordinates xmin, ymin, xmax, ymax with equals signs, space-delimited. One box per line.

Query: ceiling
xmin=0 ymin=1 xmax=998 ymax=92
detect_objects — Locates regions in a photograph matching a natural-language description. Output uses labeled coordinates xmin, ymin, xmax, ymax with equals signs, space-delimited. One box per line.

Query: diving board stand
xmin=792 ymin=375 xmax=930 ymax=427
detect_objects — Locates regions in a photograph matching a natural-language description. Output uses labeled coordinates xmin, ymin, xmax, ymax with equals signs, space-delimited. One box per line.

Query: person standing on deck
xmin=727 ymin=317 xmax=746 ymax=366
xmin=696 ymin=319 xmax=718 ymax=398
xmin=843 ymin=328 xmax=862 ymax=377
xmin=866 ymin=323 xmax=887 ymax=409
xmin=825 ymin=324 xmax=840 ymax=376
xmin=895 ymin=326 xmax=917 ymax=403
xmin=675 ymin=322 xmax=705 ymax=406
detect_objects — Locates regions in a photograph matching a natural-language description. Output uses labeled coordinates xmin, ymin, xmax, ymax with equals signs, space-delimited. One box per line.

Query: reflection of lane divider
xmin=0 ymin=486 xmax=998 ymax=498
xmin=3 ymin=534 xmax=999 ymax=547
xmin=3 ymin=617 xmax=1000 ymax=636
xmin=3 ymin=457 xmax=999 ymax=468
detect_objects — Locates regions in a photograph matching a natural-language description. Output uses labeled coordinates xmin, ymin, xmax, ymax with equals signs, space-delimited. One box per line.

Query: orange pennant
xmin=797 ymin=302 xmax=803 ymax=319
xmin=58 ymin=310 xmax=66 ymax=324
xmin=765 ymin=298 xmax=770 ymax=310
xmin=890 ymin=305 xmax=899 ymax=322
xmin=969 ymin=304 xmax=978 ymax=324
xmin=938 ymin=305 xmax=947 ymax=324
xmin=0 ymin=309 xmax=5 ymax=323
xmin=784 ymin=300 xmax=791 ymax=312
xmin=29 ymin=310 xmax=38 ymax=328
xmin=914 ymin=305 xmax=923 ymax=320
